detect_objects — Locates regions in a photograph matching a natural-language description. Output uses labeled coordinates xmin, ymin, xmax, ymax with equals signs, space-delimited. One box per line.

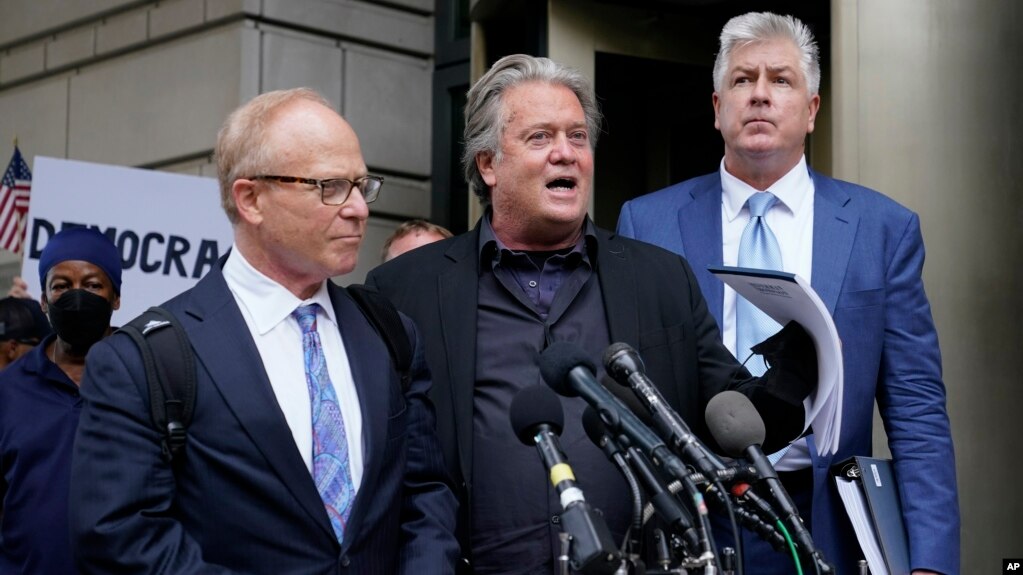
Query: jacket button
xmin=340 ymin=555 xmax=350 ymax=567
xmin=551 ymin=514 xmax=560 ymax=525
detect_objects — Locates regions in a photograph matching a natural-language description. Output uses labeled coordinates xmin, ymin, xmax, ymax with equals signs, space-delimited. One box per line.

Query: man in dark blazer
xmin=367 ymin=54 xmax=816 ymax=574
xmin=618 ymin=12 xmax=958 ymax=575
xmin=69 ymin=88 xmax=458 ymax=574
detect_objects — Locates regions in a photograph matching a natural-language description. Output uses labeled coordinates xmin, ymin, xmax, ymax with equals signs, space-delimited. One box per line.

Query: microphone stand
xmin=613 ymin=448 xmax=646 ymax=570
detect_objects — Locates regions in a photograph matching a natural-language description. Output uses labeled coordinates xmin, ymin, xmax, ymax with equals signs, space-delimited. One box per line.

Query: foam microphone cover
xmin=539 ymin=341 xmax=597 ymax=397
xmin=509 ymin=384 xmax=565 ymax=445
xmin=705 ymin=391 xmax=767 ymax=457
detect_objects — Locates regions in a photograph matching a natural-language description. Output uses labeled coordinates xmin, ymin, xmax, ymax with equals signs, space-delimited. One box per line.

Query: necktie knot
xmin=747 ymin=191 xmax=778 ymax=218
xmin=292 ymin=304 xmax=319 ymax=333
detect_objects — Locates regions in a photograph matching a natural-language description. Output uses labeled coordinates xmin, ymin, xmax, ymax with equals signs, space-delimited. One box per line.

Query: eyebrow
xmin=518 ymin=120 xmax=588 ymax=133
xmin=48 ymin=270 xmax=107 ymax=286
xmin=732 ymin=63 xmax=798 ymax=75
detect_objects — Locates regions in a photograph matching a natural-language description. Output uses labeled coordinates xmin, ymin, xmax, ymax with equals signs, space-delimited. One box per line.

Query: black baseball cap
xmin=0 ymin=296 xmax=52 ymax=343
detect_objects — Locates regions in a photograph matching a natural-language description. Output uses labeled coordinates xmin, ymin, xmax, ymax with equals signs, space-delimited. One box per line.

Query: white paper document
xmin=834 ymin=477 xmax=888 ymax=575
xmin=709 ymin=266 xmax=842 ymax=456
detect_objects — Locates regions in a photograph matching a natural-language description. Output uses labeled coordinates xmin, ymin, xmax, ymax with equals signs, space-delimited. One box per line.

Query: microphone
xmin=729 ymin=483 xmax=789 ymax=551
xmin=581 ymin=405 xmax=634 ymax=478
xmin=539 ymin=342 xmax=690 ymax=483
xmin=581 ymin=406 xmax=644 ymax=555
xmin=583 ymin=407 xmax=701 ymax=555
xmin=509 ymin=385 xmax=621 ymax=575
xmin=603 ymin=342 xmax=725 ymax=479
xmin=705 ymin=391 xmax=834 ymax=574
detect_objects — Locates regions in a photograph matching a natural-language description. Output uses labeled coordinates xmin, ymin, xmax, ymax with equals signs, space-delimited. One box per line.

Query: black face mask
xmin=47 ymin=289 xmax=113 ymax=351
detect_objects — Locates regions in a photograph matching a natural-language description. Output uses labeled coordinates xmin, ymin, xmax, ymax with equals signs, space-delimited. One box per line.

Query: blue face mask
xmin=47 ymin=289 xmax=112 ymax=351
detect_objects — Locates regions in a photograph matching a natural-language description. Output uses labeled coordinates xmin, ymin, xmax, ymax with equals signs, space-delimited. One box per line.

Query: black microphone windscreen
xmin=510 ymin=384 xmax=565 ymax=445
xmin=705 ymin=391 xmax=767 ymax=457
xmin=581 ymin=406 xmax=607 ymax=448
xmin=539 ymin=341 xmax=597 ymax=397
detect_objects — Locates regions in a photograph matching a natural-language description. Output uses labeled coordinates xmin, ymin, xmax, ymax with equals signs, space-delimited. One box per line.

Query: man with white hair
xmin=619 ymin=11 xmax=958 ymax=575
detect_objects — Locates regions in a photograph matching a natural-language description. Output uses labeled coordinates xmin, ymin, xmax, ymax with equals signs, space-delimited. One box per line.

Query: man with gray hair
xmin=619 ymin=11 xmax=958 ymax=575
xmin=69 ymin=88 xmax=458 ymax=574
xmin=368 ymin=53 xmax=818 ymax=573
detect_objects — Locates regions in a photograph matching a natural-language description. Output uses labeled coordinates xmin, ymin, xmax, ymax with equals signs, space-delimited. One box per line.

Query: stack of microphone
xmin=509 ymin=341 xmax=834 ymax=575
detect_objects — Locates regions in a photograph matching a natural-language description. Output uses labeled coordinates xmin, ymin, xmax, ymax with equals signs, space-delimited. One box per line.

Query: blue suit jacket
xmin=618 ymin=170 xmax=959 ymax=574
xmin=69 ymin=259 xmax=459 ymax=574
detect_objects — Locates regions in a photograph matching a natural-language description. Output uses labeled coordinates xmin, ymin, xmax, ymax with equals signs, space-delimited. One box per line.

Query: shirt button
xmin=528 ymin=280 xmax=538 ymax=288
xmin=551 ymin=514 xmax=560 ymax=525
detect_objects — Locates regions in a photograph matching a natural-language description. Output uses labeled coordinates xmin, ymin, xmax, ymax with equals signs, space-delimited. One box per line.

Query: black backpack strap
xmin=118 ymin=306 xmax=196 ymax=462
xmin=347 ymin=284 xmax=412 ymax=390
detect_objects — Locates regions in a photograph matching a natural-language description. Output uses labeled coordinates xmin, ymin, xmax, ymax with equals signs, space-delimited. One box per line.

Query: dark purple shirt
xmin=470 ymin=215 xmax=628 ymax=574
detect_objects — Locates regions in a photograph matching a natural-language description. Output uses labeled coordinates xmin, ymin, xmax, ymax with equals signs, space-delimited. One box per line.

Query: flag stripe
xmin=0 ymin=146 xmax=32 ymax=254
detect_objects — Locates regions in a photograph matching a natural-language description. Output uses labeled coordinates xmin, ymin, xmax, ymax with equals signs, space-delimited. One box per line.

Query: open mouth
xmin=546 ymin=177 xmax=577 ymax=191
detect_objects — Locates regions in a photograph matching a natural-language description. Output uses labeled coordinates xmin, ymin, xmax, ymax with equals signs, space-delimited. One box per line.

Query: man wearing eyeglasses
xmin=69 ymin=88 xmax=458 ymax=574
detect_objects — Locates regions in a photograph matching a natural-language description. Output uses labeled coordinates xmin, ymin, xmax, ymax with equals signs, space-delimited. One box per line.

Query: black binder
xmin=832 ymin=456 xmax=911 ymax=575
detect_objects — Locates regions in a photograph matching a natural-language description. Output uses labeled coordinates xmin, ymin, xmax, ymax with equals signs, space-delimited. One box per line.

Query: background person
xmin=381 ymin=219 xmax=452 ymax=262
xmin=618 ymin=12 xmax=957 ymax=575
xmin=0 ymin=227 xmax=122 ymax=574
xmin=0 ymin=296 xmax=51 ymax=371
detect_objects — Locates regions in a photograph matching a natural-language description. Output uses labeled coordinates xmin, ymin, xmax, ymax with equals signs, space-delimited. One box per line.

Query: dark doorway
xmin=593 ymin=52 xmax=721 ymax=229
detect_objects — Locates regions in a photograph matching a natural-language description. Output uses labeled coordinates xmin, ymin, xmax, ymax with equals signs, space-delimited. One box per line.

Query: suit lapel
xmin=810 ymin=171 xmax=858 ymax=314
xmin=596 ymin=228 xmax=639 ymax=345
xmin=678 ymin=175 xmax=726 ymax=325
xmin=182 ymin=265 xmax=336 ymax=545
xmin=329 ymin=285 xmax=389 ymax=553
xmin=437 ymin=231 xmax=481 ymax=489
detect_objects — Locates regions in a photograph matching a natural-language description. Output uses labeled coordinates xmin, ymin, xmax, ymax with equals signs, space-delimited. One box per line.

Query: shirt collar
xmin=720 ymin=155 xmax=812 ymax=222
xmin=223 ymin=246 xmax=337 ymax=335
xmin=477 ymin=209 xmax=597 ymax=271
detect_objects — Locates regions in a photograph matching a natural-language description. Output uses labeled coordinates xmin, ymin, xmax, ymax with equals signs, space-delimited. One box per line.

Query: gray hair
xmin=713 ymin=12 xmax=820 ymax=96
xmin=462 ymin=54 xmax=602 ymax=204
xmin=215 ymin=88 xmax=332 ymax=224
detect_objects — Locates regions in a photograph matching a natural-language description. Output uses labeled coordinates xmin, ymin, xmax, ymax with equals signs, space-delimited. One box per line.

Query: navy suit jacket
xmin=70 ymin=258 xmax=459 ymax=574
xmin=366 ymin=221 xmax=808 ymax=569
xmin=618 ymin=170 xmax=959 ymax=574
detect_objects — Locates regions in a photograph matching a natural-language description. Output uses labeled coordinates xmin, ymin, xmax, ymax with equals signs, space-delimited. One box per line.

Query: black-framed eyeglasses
xmin=251 ymin=174 xmax=384 ymax=205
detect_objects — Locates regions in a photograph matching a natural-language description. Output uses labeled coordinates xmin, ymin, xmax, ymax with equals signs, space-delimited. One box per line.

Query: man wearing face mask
xmin=0 ymin=227 xmax=121 ymax=574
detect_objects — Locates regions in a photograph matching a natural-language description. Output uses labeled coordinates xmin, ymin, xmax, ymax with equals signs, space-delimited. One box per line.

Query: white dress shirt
xmin=720 ymin=156 xmax=814 ymax=470
xmin=222 ymin=247 xmax=363 ymax=489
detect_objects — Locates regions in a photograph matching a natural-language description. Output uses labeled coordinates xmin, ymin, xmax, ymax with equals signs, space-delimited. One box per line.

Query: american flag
xmin=0 ymin=146 xmax=32 ymax=254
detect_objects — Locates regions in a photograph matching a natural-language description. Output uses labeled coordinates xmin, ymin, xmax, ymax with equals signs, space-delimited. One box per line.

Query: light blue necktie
xmin=735 ymin=192 xmax=783 ymax=376
xmin=293 ymin=304 xmax=354 ymax=543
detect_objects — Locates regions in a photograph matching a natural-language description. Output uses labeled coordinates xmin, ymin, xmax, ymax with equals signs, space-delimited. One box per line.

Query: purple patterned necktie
xmin=292 ymin=304 xmax=354 ymax=543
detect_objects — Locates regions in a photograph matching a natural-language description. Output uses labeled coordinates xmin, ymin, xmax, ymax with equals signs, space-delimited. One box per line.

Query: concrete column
xmin=831 ymin=0 xmax=1023 ymax=569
